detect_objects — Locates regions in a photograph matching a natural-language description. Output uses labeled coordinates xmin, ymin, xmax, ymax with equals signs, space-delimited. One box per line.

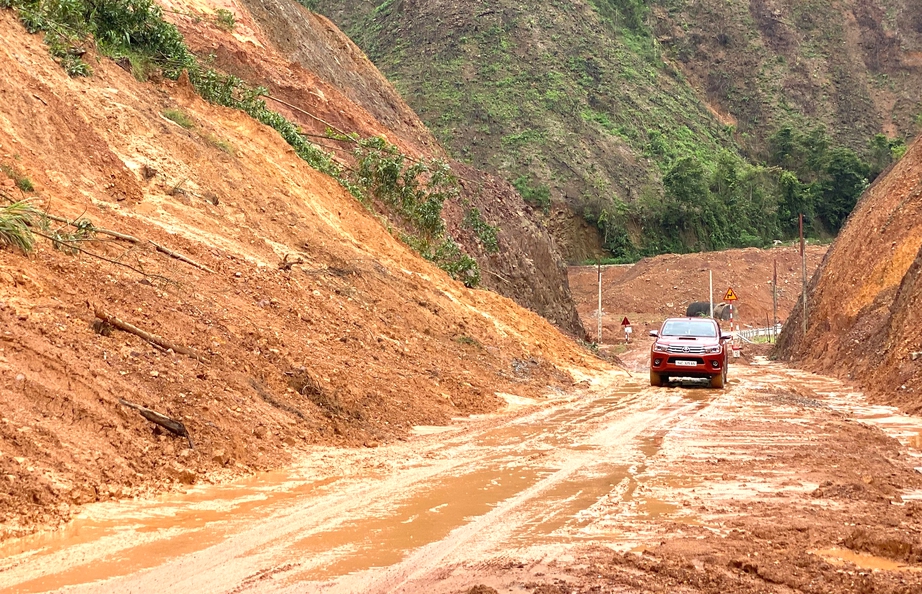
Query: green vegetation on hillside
xmin=315 ymin=0 xmax=919 ymax=260
xmin=2 ymin=0 xmax=490 ymax=286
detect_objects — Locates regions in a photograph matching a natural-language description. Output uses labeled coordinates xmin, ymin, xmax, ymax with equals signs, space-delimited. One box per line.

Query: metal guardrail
xmin=737 ymin=323 xmax=784 ymax=343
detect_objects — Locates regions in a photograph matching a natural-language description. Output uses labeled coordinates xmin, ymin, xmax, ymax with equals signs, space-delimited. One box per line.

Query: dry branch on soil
xmin=91 ymin=304 xmax=207 ymax=363
xmin=119 ymin=399 xmax=194 ymax=449
xmin=279 ymin=253 xmax=304 ymax=270
xmin=30 ymin=228 xmax=175 ymax=283
xmin=148 ymin=240 xmax=216 ymax=273
xmin=41 ymin=212 xmax=216 ymax=273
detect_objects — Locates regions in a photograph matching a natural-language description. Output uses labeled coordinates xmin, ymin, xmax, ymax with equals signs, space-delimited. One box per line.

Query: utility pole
xmin=597 ymin=261 xmax=603 ymax=344
xmin=800 ymin=213 xmax=807 ymax=336
xmin=709 ymin=269 xmax=713 ymax=319
xmin=772 ymin=258 xmax=778 ymax=339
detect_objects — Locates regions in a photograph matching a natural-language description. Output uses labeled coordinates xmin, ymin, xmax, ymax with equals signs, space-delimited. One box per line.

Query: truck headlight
xmin=653 ymin=342 xmax=669 ymax=353
xmin=704 ymin=345 xmax=722 ymax=354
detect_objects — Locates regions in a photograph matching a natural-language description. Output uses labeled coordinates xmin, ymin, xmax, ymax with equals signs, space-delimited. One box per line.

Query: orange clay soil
xmin=568 ymin=245 xmax=827 ymax=342
xmin=776 ymin=134 xmax=922 ymax=413
xmin=0 ymin=11 xmax=607 ymax=540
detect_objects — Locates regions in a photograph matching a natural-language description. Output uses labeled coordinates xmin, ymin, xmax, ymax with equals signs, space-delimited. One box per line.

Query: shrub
xmin=428 ymin=238 xmax=481 ymax=287
xmin=5 ymin=0 xmax=195 ymax=78
xmin=215 ymin=9 xmax=235 ymax=31
xmin=512 ymin=175 xmax=551 ymax=212
xmin=462 ymin=207 xmax=499 ymax=253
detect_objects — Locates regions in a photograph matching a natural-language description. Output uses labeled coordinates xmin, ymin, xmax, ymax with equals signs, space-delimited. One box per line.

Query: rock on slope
xmin=775 ymin=136 xmax=922 ymax=412
xmin=0 ymin=7 xmax=603 ymax=540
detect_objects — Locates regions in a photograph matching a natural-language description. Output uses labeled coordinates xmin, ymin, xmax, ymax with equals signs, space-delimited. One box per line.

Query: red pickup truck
xmin=649 ymin=317 xmax=732 ymax=388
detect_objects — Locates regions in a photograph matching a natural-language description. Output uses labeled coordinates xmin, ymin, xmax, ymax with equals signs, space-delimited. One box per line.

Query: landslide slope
xmin=166 ymin=0 xmax=584 ymax=335
xmin=315 ymin=0 xmax=922 ymax=259
xmin=775 ymin=135 xmax=922 ymax=412
xmin=0 ymin=5 xmax=604 ymax=540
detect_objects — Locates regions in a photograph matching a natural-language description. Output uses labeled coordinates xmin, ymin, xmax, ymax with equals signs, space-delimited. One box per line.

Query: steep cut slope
xmin=164 ymin=0 xmax=585 ymax=335
xmin=0 ymin=9 xmax=604 ymax=540
xmin=316 ymin=0 xmax=922 ymax=259
xmin=775 ymin=136 xmax=922 ymax=412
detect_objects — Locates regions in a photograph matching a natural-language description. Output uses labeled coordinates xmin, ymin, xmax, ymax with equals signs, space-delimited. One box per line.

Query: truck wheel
xmin=710 ymin=370 xmax=725 ymax=389
xmin=650 ymin=371 xmax=662 ymax=387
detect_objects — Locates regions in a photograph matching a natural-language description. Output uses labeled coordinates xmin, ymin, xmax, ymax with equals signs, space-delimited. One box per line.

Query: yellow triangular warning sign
xmin=724 ymin=287 xmax=738 ymax=301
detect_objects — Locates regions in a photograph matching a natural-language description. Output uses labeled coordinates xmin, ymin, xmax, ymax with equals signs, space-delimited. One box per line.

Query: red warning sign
xmin=621 ymin=317 xmax=631 ymax=326
xmin=724 ymin=287 xmax=738 ymax=301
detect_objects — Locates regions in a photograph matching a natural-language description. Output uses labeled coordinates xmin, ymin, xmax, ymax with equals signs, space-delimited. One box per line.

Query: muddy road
xmin=2 ymin=358 xmax=922 ymax=594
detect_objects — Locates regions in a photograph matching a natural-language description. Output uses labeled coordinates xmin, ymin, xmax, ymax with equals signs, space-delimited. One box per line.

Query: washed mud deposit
xmin=3 ymin=358 xmax=921 ymax=593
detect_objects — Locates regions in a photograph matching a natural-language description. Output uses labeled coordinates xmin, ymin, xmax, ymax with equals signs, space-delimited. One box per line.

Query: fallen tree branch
xmin=40 ymin=212 xmax=215 ymax=274
xmin=119 ymin=398 xmax=194 ymax=449
xmin=263 ymin=94 xmax=351 ymax=139
xmin=41 ymin=212 xmax=139 ymax=243
xmin=30 ymin=229 xmax=175 ymax=283
xmin=484 ymin=269 xmax=512 ymax=285
xmin=279 ymin=253 xmax=304 ymax=271
xmin=148 ymin=240 xmax=216 ymax=273
xmin=92 ymin=303 xmax=207 ymax=363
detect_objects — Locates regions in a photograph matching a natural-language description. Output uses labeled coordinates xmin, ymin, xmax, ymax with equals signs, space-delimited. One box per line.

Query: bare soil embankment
xmin=0 ymin=7 xmax=603 ymax=541
xmin=568 ymin=245 xmax=827 ymax=341
xmin=776 ymin=136 xmax=922 ymax=413
xmin=166 ymin=0 xmax=585 ymax=335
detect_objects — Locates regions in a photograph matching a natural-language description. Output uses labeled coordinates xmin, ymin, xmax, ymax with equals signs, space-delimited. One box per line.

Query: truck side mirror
xmin=720 ymin=333 xmax=732 ymax=341
xmin=649 ymin=330 xmax=659 ymax=337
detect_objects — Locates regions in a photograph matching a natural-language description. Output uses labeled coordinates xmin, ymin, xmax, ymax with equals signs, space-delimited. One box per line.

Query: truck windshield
xmin=661 ymin=319 xmax=717 ymax=337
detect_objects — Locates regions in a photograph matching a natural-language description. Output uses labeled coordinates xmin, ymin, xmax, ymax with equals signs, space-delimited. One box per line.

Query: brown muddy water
xmin=3 ymin=363 xmax=922 ymax=593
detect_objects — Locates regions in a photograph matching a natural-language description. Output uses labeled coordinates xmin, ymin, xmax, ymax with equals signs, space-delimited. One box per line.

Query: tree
xmin=661 ymin=156 xmax=706 ymax=232
xmin=777 ymin=171 xmax=812 ymax=236
xmin=816 ymin=148 xmax=869 ymax=233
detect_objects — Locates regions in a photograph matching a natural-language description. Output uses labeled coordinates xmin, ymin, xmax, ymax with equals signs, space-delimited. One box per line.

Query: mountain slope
xmin=167 ymin=0 xmax=585 ymax=334
xmin=315 ymin=0 xmax=922 ymax=259
xmin=0 ymin=5 xmax=603 ymax=539
xmin=775 ymin=135 xmax=922 ymax=412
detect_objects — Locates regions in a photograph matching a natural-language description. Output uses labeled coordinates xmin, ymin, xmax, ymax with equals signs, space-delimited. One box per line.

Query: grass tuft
xmin=201 ymin=132 xmax=235 ymax=155
xmin=162 ymin=108 xmax=195 ymax=129
xmin=0 ymin=201 xmax=38 ymax=253
xmin=1 ymin=163 xmax=34 ymax=192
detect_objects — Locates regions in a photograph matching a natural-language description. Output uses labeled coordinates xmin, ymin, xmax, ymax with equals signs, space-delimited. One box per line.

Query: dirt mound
xmin=568 ymin=245 xmax=827 ymax=341
xmin=0 ymin=9 xmax=604 ymax=540
xmin=776 ymin=135 xmax=922 ymax=412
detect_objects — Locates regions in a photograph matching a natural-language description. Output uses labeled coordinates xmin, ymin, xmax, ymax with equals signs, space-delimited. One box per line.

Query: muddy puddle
xmin=0 ymin=471 xmax=342 ymax=593
xmin=288 ymin=463 xmax=546 ymax=579
xmin=813 ymin=547 xmax=922 ymax=572
xmin=1 ymin=384 xmax=667 ymax=592
xmin=769 ymin=365 xmax=922 ymax=456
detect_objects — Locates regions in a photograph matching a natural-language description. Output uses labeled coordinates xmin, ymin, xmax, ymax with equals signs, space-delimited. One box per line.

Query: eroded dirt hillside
xmin=569 ymin=245 xmax=827 ymax=342
xmin=776 ymin=136 xmax=922 ymax=412
xmin=0 ymin=10 xmax=604 ymax=541
xmin=163 ymin=0 xmax=585 ymax=335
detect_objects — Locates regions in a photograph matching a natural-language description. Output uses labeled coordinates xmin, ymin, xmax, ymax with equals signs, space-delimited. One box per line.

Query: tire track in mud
xmin=279 ymin=388 xmax=715 ymax=594
xmin=2 ymin=380 xmax=717 ymax=594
